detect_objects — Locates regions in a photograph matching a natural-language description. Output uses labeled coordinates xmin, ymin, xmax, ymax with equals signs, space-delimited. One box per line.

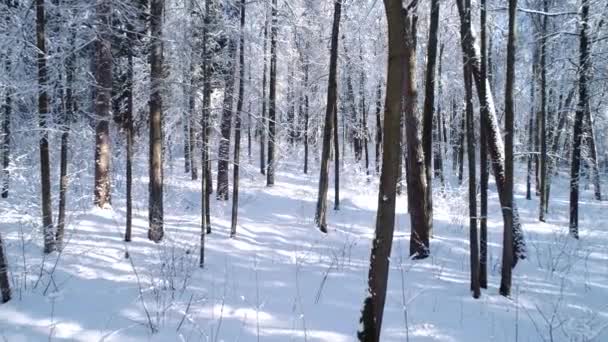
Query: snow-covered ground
xmin=0 ymin=141 xmax=606 ymax=341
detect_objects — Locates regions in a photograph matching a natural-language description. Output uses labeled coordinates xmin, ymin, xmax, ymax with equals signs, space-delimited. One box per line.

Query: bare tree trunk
xmin=500 ymin=0 xmax=517 ymax=297
xmin=231 ymin=0 xmax=246 ymax=238
xmin=315 ymin=0 xmax=341 ymax=233
xmin=148 ymin=0 xmax=165 ymax=242
xmin=526 ymin=62 xmax=536 ymax=201
xmin=479 ymin=0 xmax=488 ymax=289
xmin=434 ymin=43 xmax=445 ymax=184
xmin=422 ymin=0 xmax=439 ymax=239
xmin=0 ymin=232 xmax=10 ymax=303
xmin=539 ymin=0 xmax=548 ymax=221
xmin=124 ymin=26 xmax=135 ymax=243
xmin=584 ymin=109 xmax=601 ymax=201
xmin=57 ymin=33 xmax=75 ymax=249
xmin=358 ymin=1 xmax=406 ymax=338
xmin=189 ymin=73 xmax=198 ymax=180
xmin=359 ymin=46 xmax=370 ymax=178
xmin=217 ymin=29 xmax=238 ymax=200
xmin=375 ymin=80 xmax=382 ymax=175
xmin=458 ymin=108 xmax=465 ymax=184
xmin=260 ymin=16 xmax=268 ymax=176
xmin=36 ymin=0 xmax=54 ymax=253
xmin=1 ymin=59 xmax=10 ymax=199
xmin=403 ymin=6 xmax=431 ymax=259
xmin=94 ymin=0 xmax=112 ymax=209
xmin=333 ymin=99 xmax=340 ymax=210
xmin=569 ymin=0 xmax=591 ymax=239
xmin=461 ymin=0 xmax=480 ymax=298
xmin=266 ymin=0 xmax=277 ymax=186
xmin=303 ymin=58 xmax=309 ymax=174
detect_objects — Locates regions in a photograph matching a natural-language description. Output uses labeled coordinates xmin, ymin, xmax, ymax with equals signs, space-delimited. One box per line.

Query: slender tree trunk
xmin=500 ymin=0 xmax=517 ymax=297
xmin=333 ymin=100 xmax=340 ymax=210
xmin=231 ymin=0 xmax=246 ymax=238
xmin=36 ymin=0 xmax=54 ymax=254
xmin=539 ymin=0 xmax=548 ymax=221
xmin=266 ymin=0 xmax=277 ymax=186
xmin=125 ymin=27 xmax=135 ymax=243
xmin=479 ymin=0 xmax=488 ymax=289
xmin=94 ymin=0 xmax=112 ymax=209
xmin=184 ymin=115 xmax=191 ymax=173
xmin=260 ymin=16 xmax=268 ymax=176
xmin=57 ymin=34 xmax=75 ymax=249
xmin=584 ymin=109 xmax=601 ymax=201
xmin=458 ymin=107 xmax=465 ymax=184
xmin=201 ymin=0 xmax=212 ymax=236
xmin=148 ymin=0 xmax=165 ymax=242
xmin=189 ymin=73 xmax=198 ymax=180
xmin=0 ymin=232 xmax=10 ymax=303
xmin=358 ymin=1 xmax=406 ymax=339
xmin=451 ymin=99 xmax=458 ymax=171
xmin=1 ymin=59 xmax=10 ymax=199
xmin=359 ymin=47 xmax=370 ymax=178
xmin=217 ymin=32 xmax=238 ymax=200
xmin=569 ymin=0 xmax=591 ymax=239
xmin=315 ymin=0 xmax=341 ymax=233
xmin=526 ymin=62 xmax=536 ymax=201
xmin=422 ymin=0 xmax=439 ymax=239
xmin=375 ymin=80 xmax=382 ymax=175
xmin=461 ymin=0 xmax=480 ymax=298
xmin=434 ymin=43 xmax=445 ymax=184
xmin=303 ymin=59 xmax=309 ymax=174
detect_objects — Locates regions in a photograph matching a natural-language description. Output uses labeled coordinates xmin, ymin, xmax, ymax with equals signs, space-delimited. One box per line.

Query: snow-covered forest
xmin=0 ymin=0 xmax=607 ymax=340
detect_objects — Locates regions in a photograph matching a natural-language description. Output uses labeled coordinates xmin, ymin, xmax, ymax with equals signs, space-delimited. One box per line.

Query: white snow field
xmin=0 ymin=140 xmax=606 ymax=341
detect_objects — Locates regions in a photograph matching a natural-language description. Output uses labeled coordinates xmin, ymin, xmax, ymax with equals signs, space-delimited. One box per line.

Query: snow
xmin=0 ymin=145 xmax=607 ymax=342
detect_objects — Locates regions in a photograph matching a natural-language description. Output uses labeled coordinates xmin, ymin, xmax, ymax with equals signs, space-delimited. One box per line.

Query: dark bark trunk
xmin=0 ymin=233 xmax=10 ymax=303
xmin=584 ymin=109 xmax=601 ymax=201
xmin=358 ymin=1 xmax=406 ymax=338
xmin=422 ymin=0 xmax=440 ymax=239
xmin=57 ymin=33 xmax=75 ymax=249
xmin=94 ymin=0 xmax=112 ymax=209
xmin=189 ymin=73 xmax=198 ymax=181
xmin=217 ymin=37 xmax=238 ymax=200
xmin=125 ymin=31 xmax=134 ymax=243
xmin=526 ymin=62 xmax=536 ymax=201
xmin=403 ymin=7 xmax=431 ymax=259
xmin=1 ymin=59 xmax=10 ymax=199
xmin=434 ymin=43 xmax=445 ymax=184
xmin=479 ymin=0 xmax=488 ymax=289
xmin=458 ymin=106 xmax=465 ymax=184
xmin=201 ymin=0 xmax=212 ymax=236
xmin=260 ymin=16 xmax=268 ymax=175
xmin=303 ymin=59 xmax=309 ymax=174
xmin=315 ymin=0 xmax=342 ymax=233
xmin=569 ymin=0 xmax=590 ymax=239
xmin=539 ymin=0 xmax=548 ymax=221
xmin=266 ymin=0 xmax=277 ymax=186
xmin=231 ymin=0 xmax=246 ymax=238
xmin=461 ymin=0 xmax=480 ymax=298
xmin=359 ymin=47 xmax=370 ymax=178
xmin=375 ymin=80 xmax=382 ymax=175
xmin=148 ymin=0 xmax=165 ymax=242
xmin=500 ymin=0 xmax=517 ymax=297
xmin=333 ymin=100 xmax=340 ymax=211
xmin=36 ymin=0 xmax=54 ymax=253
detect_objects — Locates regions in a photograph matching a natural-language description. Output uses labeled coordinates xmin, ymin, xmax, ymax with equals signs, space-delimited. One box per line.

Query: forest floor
xmin=0 ymin=142 xmax=606 ymax=341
